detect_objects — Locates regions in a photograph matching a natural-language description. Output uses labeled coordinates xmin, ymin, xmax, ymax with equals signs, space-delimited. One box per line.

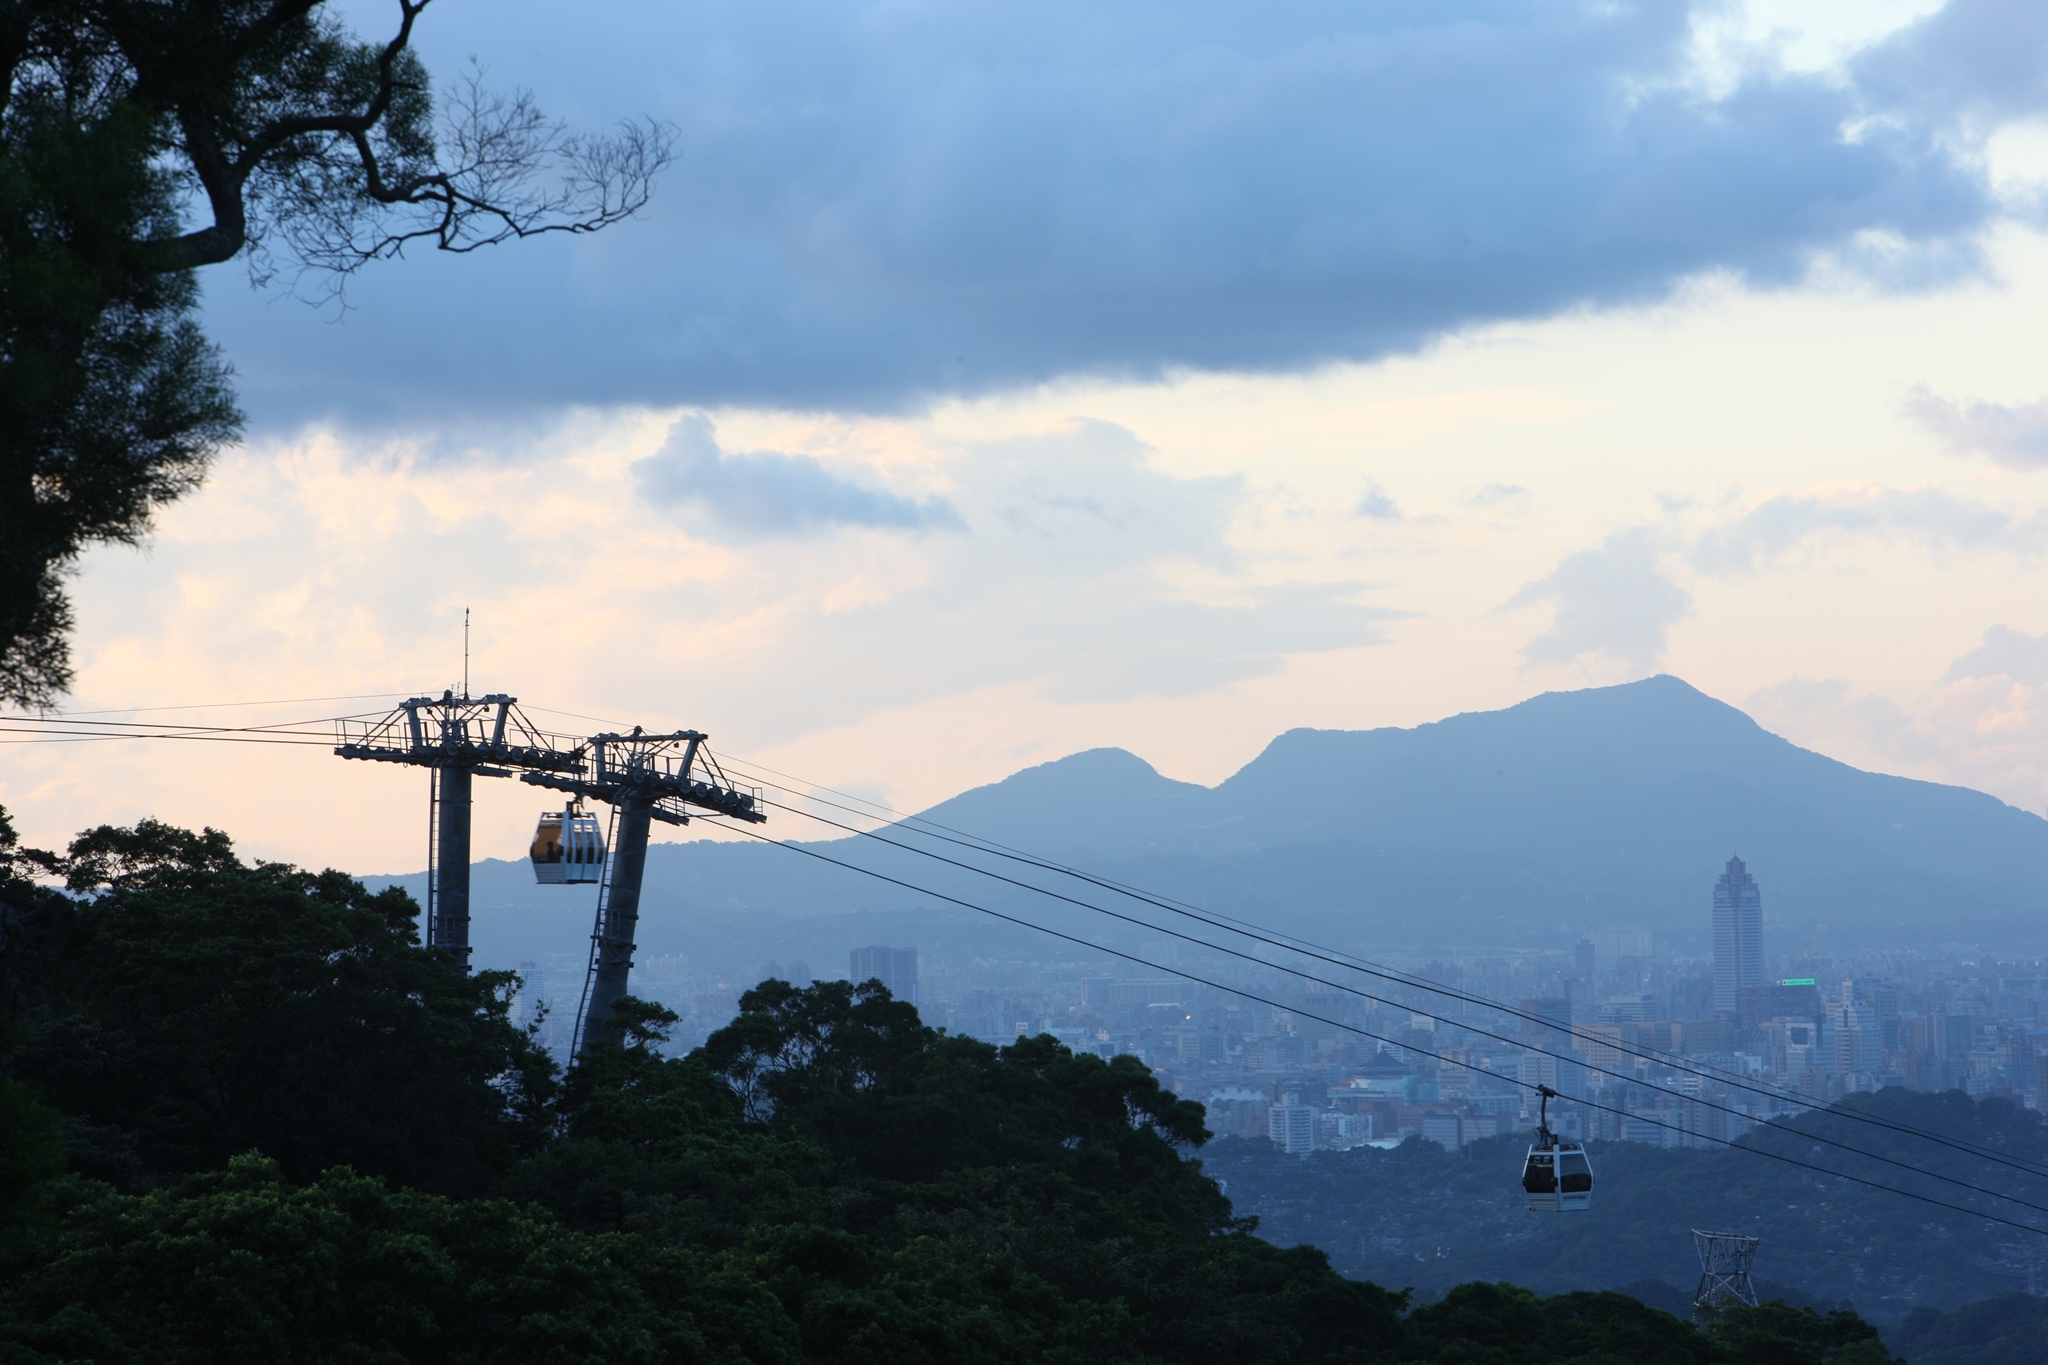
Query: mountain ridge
xmin=369 ymin=675 xmax=2048 ymax=970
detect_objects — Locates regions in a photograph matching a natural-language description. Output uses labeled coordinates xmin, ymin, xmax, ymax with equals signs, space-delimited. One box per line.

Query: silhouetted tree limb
xmin=0 ymin=0 xmax=674 ymax=705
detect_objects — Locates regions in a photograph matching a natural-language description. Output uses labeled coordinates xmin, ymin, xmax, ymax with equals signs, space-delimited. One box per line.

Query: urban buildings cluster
xmin=505 ymin=858 xmax=2048 ymax=1156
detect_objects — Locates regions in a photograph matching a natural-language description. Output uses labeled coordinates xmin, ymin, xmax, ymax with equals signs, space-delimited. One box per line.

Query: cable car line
xmin=0 ymin=713 xmax=375 ymax=741
xmin=721 ymin=760 xmax=2048 ymax=1186
xmin=718 ymin=817 xmax=2048 ymax=1240
xmin=743 ymin=792 xmax=2048 ymax=1219
xmin=0 ymin=724 xmax=339 ymax=747
xmin=7 ymin=690 xmax=414 ymax=716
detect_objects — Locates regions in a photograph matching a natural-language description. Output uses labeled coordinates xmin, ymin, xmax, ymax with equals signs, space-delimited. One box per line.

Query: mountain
xmin=377 ymin=675 xmax=2048 ymax=973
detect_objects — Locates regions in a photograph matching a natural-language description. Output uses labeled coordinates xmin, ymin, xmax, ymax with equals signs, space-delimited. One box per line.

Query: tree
xmin=0 ymin=0 xmax=673 ymax=706
xmin=1 ymin=813 xmax=557 ymax=1194
xmin=0 ymin=1155 xmax=800 ymax=1365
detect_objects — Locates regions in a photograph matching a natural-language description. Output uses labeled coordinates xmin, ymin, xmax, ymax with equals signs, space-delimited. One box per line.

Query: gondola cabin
xmin=1520 ymin=1140 xmax=1593 ymax=1212
xmin=1520 ymin=1084 xmax=1592 ymax=1212
xmin=531 ymin=804 xmax=605 ymax=884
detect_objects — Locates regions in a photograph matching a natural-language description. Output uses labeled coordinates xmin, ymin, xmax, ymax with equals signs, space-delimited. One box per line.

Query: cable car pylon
xmin=336 ymin=691 xmax=585 ymax=969
xmin=520 ymin=727 xmax=766 ymax=1051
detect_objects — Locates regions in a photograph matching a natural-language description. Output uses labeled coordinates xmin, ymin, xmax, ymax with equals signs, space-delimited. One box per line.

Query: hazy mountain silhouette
xmin=390 ymin=675 xmax=2048 ymax=972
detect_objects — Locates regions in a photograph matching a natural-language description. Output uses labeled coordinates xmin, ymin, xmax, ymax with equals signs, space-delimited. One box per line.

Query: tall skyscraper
xmin=1711 ymin=855 xmax=1763 ymax=1016
xmin=849 ymin=945 xmax=918 ymax=1005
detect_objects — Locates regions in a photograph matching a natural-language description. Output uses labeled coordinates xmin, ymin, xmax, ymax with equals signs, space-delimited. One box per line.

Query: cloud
xmin=632 ymin=414 xmax=962 ymax=536
xmin=202 ymin=0 xmax=2026 ymax=424
xmin=1944 ymin=624 xmax=2048 ymax=684
xmin=0 ymin=413 xmax=1388 ymax=865
xmin=762 ymin=419 xmax=1397 ymax=711
xmin=1356 ymin=484 xmax=1404 ymax=521
xmin=1506 ymin=528 xmax=1691 ymax=672
xmin=1466 ymin=483 xmax=1532 ymax=510
xmin=1746 ymin=670 xmax=2048 ymax=818
xmin=1689 ymin=486 xmax=2024 ymax=573
xmin=1906 ymin=386 xmax=2048 ymax=470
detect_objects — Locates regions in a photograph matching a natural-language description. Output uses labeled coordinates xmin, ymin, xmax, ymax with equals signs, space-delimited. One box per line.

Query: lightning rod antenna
xmin=463 ymin=608 xmax=470 ymax=698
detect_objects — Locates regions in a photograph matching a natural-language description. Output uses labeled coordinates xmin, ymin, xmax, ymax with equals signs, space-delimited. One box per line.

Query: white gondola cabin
xmin=531 ymin=801 xmax=605 ymax=884
xmin=1520 ymin=1084 xmax=1593 ymax=1212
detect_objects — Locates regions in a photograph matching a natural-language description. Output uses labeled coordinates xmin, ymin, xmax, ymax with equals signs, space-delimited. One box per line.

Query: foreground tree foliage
xmin=0 ymin=0 xmax=671 ymax=705
xmin=0 ymin=813 xmax=1917 ymax=1362
xmin=0 ymin=815 xmax=553 ymax=1195
xmin=1888 ymin=1289 xmax=2048 ymax=1365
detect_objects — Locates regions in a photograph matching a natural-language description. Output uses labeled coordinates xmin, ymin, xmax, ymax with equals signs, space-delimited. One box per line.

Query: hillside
xmin=1202 ymin=1088 xmax=2048 ymax=1324
xmin=382 ymin=675 xmax=2048 ymax=971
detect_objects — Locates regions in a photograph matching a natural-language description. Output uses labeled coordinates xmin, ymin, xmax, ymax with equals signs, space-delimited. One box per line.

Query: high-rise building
xmin=849 ymin=945 xmax=918 ymax=1005
xmin=1711 ymin=855 xmax=1764 ymax=1016
xmin=1268 ymin=1101 xmax=1315 ymax=1154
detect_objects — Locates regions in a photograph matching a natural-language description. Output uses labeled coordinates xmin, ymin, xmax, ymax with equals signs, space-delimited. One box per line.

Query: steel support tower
xmin=1691 ymin=1230 xmax=1761 ymax=1317
xmin=522 ymin=728 xmax=765 ymax=1050
xmin=336 ymin=692 xmax=583 ymax=969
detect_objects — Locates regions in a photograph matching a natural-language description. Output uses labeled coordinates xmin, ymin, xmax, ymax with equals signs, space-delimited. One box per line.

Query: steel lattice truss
xmin=334 ymin=692 xmax=585 ymax=775
xmin=1691 ymin=1229 xmax=1761 ymax=1314
xmin=520 ymin=728 xmax=766 ymax=824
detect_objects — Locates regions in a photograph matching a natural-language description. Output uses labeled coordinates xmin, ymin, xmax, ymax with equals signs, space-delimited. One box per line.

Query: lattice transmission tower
xmin=1691 ymin=1229 xmax=1761 ymax=1317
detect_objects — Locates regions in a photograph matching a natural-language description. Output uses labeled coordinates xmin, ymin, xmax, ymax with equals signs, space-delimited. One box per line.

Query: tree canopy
xmin=0 ymin=0 xmax=671 ymax=705
xmin=0 ymin=810 xmax=1943 ymax=1362
xmin=0 ymin=815 xmax=554 ymax=1194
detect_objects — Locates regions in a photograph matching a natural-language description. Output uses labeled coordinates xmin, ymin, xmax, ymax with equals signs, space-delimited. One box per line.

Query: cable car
xmin=531 ymin=800 xmax=605 ymax=884
xmin=1521 ymin=1085 xmax=1593 ymax=1213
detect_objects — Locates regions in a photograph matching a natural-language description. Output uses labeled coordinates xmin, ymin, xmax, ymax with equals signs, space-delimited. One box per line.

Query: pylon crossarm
xmin=520 ymin=762 xmax=766 ymax=823
xmin=333 ymin=694 xmax=585 ymax=774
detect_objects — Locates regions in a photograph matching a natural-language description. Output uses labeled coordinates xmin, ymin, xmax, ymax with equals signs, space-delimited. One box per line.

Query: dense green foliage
xmin=1206 ymin=1089 xmax=2048 ymax=1319
xmin=1888 ymin=1289 xmax=2048 ymax=1365
xmin=0 ymin=811 xmax=1938 ymax=1361
xmin=2 ymin=817 xmax=553 ymax=1195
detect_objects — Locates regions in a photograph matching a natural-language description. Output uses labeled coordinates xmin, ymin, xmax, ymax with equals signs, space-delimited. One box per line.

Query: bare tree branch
xmin=92 ymin=0 xmax=672 ymax=287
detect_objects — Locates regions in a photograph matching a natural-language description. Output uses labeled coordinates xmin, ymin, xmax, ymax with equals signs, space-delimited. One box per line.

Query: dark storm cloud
xmin=211 ymin=0 xmax=2034 ymax=426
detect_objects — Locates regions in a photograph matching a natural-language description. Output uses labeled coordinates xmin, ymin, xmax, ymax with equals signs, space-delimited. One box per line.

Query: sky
xmin=11 ymin=0 xmax=2048 ymax=876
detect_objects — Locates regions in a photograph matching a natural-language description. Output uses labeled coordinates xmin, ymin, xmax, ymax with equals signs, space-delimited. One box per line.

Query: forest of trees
xmin=0 ymin=807 xmax=1957 ymax=1362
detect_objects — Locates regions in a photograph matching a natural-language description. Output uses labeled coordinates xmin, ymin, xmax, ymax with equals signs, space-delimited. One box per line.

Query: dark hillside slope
xmin=1204 ymin=1089 xmax=2048 ymax=1324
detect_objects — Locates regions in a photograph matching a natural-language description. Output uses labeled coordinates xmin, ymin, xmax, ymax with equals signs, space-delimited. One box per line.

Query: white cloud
xmin=1906 ymin=386 xmax=2048 ymax=470
xmin=1944 ymin=623 xmax=2048 ymax=684
xmin=1689 ymin=485 xmax=2027 ymax=573
xmin=1465 ymin=483 xmax=1532 ymax=510
xmin=1747 ymin=666 xmax=2048 ymax=817
xmin=1506 ymin=528 xmax=1692 ymax=673
xmin=1355 ymin=484 xmax=1404 ymax=521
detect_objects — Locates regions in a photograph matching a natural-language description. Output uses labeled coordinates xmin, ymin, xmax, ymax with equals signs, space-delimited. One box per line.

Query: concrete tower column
xmin=583 ymin=791 xmax=652 ymax=1042
xmin=435 ymin=764 xmax=473 ymax=971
